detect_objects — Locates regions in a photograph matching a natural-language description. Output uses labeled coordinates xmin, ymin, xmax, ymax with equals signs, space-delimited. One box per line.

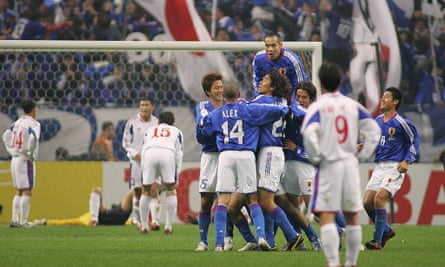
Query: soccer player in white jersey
xmin=301 ymin=62 xmax=381 ymax=267
xmin=139 ymin=111 xmax=184 ymax=234
xmin=201 ymin=82 xmax=288 ymax=251
xmin=122 ymin=97 xmax=160 ymax=229
xmin=2 ymin=99 xmax=41 ymax=227
xmin=363 ymin=87 xmax=420 ymax=250
xmin=252 ymin=68 xmax=305 ymax=251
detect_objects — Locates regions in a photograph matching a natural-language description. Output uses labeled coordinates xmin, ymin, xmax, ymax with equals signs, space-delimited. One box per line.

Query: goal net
xmin=0 ymin=40 xmax=322 ymax=162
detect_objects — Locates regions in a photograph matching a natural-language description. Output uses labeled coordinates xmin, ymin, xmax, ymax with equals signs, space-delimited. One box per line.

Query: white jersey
xmin=2 ymin=115 xmax=41 ymax=160
xmin=141 ymin=123 xmax=184 ymax=176
xmin=122 ymin=113 xmax=158 ymax=161
xmin=301 ymin=92 xmax=380 ymax=164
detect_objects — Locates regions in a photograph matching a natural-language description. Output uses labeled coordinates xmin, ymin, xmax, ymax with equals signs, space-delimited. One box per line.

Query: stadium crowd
xmin=0 ymin=0 xmax=444 ymax=109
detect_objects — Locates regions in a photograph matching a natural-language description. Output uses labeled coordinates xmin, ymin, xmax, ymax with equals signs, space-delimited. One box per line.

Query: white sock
xmin=149 ymin=198 xmax=160 ymax=224
xmin=131 ymin=196 xmax=140 ymax=223
xmin=164 ymin=194 xmax=177 ymax=229
xmin=345 ymin=225 xmax=362 ymax=267
xmin=139 ymin=195 xmax=151 ymax=229
xmin=320 ymin=223 xmax=340 ymax=267
xmin=12 ymin=195 xmax=21 ymax=223
xmin=89 ymin=192 xmax=100 ymax=222
xmin=20 ymin=195 xmax=30 ymax=225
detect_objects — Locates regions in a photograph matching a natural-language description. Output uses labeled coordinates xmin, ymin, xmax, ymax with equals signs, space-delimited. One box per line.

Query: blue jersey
xmin=323 ymin=3 xmax=352 ymax=50
xmin=252 ymin=48 xmax=308 ymax=99
xmin=374 ymin=113 xmax=420 ymax=163
xmin=284 ymin=100 xmax=310 ymax=163
xmin=202 ymin=102 xmax=288 ymax=152
xmin=195 ymin=100 xmax=219 ymax=153
xmin=11 ymin=18 xmax=47 ymax=40
xmin=250 ymin=95 xmax=287 ymax=148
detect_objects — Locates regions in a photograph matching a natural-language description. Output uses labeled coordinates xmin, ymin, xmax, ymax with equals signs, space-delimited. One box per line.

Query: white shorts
xmin=280 ymin=160 xmax=315 ymax=196
xmin=311 ymin=155 xmax=363 ymax=213
xmin=142 ymin=148 xmax=176 ymax=185
xmin=130 ymin=161 xmax=160 ymax=188
xmin=216 ymin=150 xmax=257 ymax=194
xmin=199 ymin=152 xmax=219 ymax=193
xmin=257 ymin=146 xmax=284 ymax=192
xmin=11 ymin=157 xmax=35 ymax=189
xmin=365 ymin=161 xmax=405 ymax=196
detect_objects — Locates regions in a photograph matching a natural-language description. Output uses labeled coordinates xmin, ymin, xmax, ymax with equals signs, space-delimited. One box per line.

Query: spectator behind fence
xmin=90 ymin=121 xmax=115 ymax=161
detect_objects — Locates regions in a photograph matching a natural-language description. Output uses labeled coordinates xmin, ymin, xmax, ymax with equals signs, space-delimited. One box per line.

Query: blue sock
xmin=366 ymin=208 xmax=376 ymax=223
xmin=235 ymin=217 xmax=257 ymax=243
xmin=214 ymin=205 xmax=227 ymax=247
xmin=374 ymin=208 xmax=387 ymax=244
xmin=198 ymin=211 xmax=211 ymax=244
xmin=304 ymin=224 xmax=319 ymax=242
xmin=226 ymin=215 xmax=234 ymax=238
xmin=264 ymin=213 xmax=275 ymax=246
xmin=335 ymin=212 xmax=347 ymax=228
xmin=270 ymin=206 xmax=297 ymax=243
xmin=249 ymin=203 xmax=266 ymax=240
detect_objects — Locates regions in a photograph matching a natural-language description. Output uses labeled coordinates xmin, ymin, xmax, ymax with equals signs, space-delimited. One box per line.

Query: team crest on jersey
xmin=388 ymin=127 xmax=395 ymax=140
xmin=279 ymin=68 xmax=286 ymax=75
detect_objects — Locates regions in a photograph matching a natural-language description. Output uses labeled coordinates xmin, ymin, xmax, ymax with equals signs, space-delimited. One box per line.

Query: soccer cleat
xmin=195 ymin=242 xmax=208 ymax=251
xmin=224 ymin=236 xmax=233 ymax=251
xmin=140 ymin=227 xmax=149 ymax=234
xmin=21 ymin=222 xmax=37 ymax=228
xmin=365 ymin=240 xmax=382 ymax=250
xmin=150 ymin=222 xmax=160 ymax=231
xmin=33 ymin=218 xmax=47 ymax=225
xmin=90 ymin=220 xmax=98 ymax=227
xmin=310 ymin=238 xmax=323 ymax=251
xmin=10 ymin=221 xmax=21 ymax=228
xmin=164 ymin=227 xmax=173 ymax=235
xmin=214 ymin=245 xmax=224 ymax=252
xmin=257 ymin=237 xmax=272 ymax=251
xmin=382 ymin=228 xmax=396 ymax=247
xmin=237 ymin=242 xmax=258 ymax=251
xmin=286 ymin=234 xmax=305 ymax=251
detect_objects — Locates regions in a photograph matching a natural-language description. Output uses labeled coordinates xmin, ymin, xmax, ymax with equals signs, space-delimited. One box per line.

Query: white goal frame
xmin=0 ymin=40 xmax=322 ymax=93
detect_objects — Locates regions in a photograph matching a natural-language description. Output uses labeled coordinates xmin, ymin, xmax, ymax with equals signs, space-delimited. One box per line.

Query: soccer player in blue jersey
xmin=252 ymin=68 xmax=305 ymax=251
xmin=302 ymin=62 xmax=381 ymax=267
xmin=363 ymin=87 xmax=420 ymax=250
xmin=201 ymin=81 xmax=288 ymax=251
xmin=252 ymin=32 xmax=308 ymax=99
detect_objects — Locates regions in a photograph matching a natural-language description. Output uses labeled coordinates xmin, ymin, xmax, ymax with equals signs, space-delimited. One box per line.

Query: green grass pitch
xmin=0 ymin=223 xmax=443 ymax=267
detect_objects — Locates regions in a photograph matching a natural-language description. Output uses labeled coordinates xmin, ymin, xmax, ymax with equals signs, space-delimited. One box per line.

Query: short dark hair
xmin=102 ymin=121 xmax=114 ymax=131
xmin=223 ymin=82 xmax=240 ymax=101
xmin=202 ymin=72 xmax=223 ymax=97
xmin=296 ymin=81 xmax=317 ymax=101
xmin=385 ymin=87 xmax=403 ymax=110
xmin=159 ymin=111 xmax=175 ymax=125
xmin=140 ymin=96 xmax=154 ymax=105
xmin=318 ymin=62 xmax=343 ymax=92
xmin=21 ymin=98 xmax=36 ymax=114
xmin=264 ymin=32 xmax=281 ymax=42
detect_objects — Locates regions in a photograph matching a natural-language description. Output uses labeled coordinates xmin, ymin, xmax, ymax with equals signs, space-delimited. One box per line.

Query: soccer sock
xmin=304 ymin=224 xmax=320 ymax=242
xmin=366 ymin=208 xmax=376 ymax=223
xmin=345 ymin=225 xmax=362 ymax=267
xmin=270 ymin=206 xmax=297 ymax=243
xmin=320 ymin=223 xmax=340 ymax=267
xmin=199 ymin=211 xmax=211 ymax=245
xmin=264 ymin=214 xmax=275 ymax=246
xmin=139 ymin=195 xmax=151 ymax=229
xmin=164 ymin=194 xmax=177 ymax=229
xmin=130 ymin=196 xmax=140 ymax=223
xmin=235 ymin=216 xmax=257 ymax=243
xmin=19 ymin=195 xmax=30 ymax=225
xmin=89 ymin=191 xmax=100 ymax=222
xmin=249 ymin=203 xmax=266 ymax=240
xmin=374 ymin=208 xmax=387 ymax=243
xmin=149 ymin=197 xmax=160 ymax=224
xmin=12 ymin=195 xmax=21 ymax=223
xmin=225 ymin=214 xmax=234 ymax=238
xmin=214 ymin=205 xmax=227 ymax=247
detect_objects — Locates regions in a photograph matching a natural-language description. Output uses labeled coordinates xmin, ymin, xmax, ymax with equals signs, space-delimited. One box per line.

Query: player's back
xmin=142 ymin=123 xmax=182 ymax=153
xmin=5 ymin=115 xmax=40 ymax=157
xmin=304 ymin=92 xmax=360 ymax=162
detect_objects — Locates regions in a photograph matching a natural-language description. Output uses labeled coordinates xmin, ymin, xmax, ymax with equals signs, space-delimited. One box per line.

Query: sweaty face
xmin=209 ymin=80 xmax=224 ymax=103
xmin=296 ymin=89 xmax=311 ymax=108
xmin=139 ymin=100 xmax=154 ymax=121
xmin=259 ymin=74 xmax=273 ymax=95
xmin=264 ymin=36 xmax=282 ymax=61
